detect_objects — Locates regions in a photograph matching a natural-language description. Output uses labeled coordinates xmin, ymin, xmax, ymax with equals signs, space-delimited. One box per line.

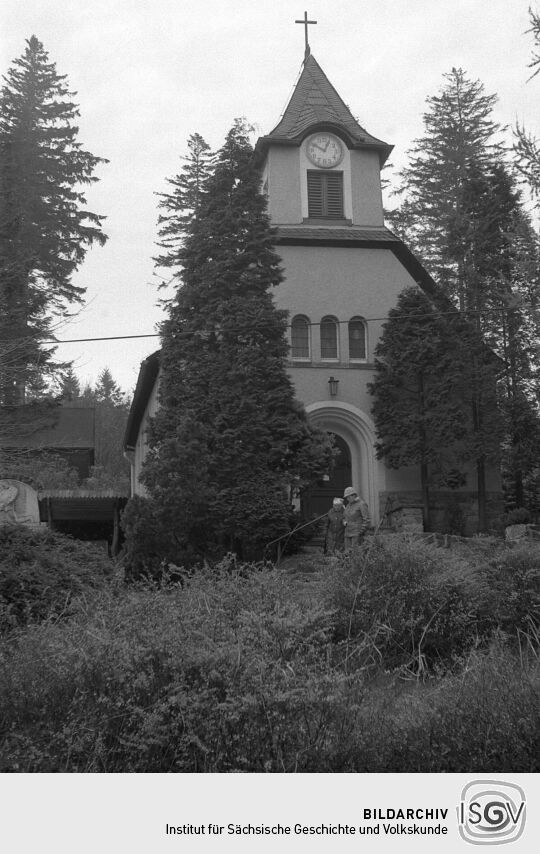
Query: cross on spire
xmin=295 ymin=11 xmax=317 ymax=60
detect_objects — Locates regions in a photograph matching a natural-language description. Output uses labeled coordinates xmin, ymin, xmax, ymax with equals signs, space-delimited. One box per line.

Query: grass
xmin=0 ymin=528 xmax=539 ymax=772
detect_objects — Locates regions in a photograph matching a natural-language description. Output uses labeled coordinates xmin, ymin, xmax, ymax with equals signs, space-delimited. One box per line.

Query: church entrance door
xmin=303 ymin=433 xmax=352 ymax=518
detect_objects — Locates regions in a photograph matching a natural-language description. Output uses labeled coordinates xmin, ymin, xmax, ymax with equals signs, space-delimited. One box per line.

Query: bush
xmin=331 ymin=640 xmax=540 ymax=772
xmin=482 ymin=544 xmax=540 ymax=635
xmin=121 ymin=494 xmax=212 ymax=579
xmin=324 ymin=536 xmax=488 ymax=671
xmin=422 ymin=641 xmax=540 ymax=771
xmin=1 ymin=451 xmax=80 ymax=490
xmin=1 ymin=544 xmax=539 ymax=772
xmin=0 ymin=563 xmax=341 ymax=771
xmin=0 ymin=525 xmax=113 ymax=632
xmin=504 ymin=507 xmax=531 ymax=526
xmin=121 ymin=495 xmax=175 ymax=579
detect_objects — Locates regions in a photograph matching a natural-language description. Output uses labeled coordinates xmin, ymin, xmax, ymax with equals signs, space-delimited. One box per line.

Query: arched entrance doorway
xmin=303 ymin=433 xmax=352 ymax=518
xmin=304 ymin=401 xmax=379 ymax=525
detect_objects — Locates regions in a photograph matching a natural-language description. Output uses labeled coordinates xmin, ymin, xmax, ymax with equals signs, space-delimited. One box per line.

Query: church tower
xmin=126 ymin=33 xmax=502 ymax=533
xmin=255 ymin=51 xmax=438 ymax=524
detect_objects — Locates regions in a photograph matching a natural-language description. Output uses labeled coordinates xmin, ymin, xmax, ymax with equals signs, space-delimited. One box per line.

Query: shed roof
xmin=38 ymin=490 xmax=128 ymax=522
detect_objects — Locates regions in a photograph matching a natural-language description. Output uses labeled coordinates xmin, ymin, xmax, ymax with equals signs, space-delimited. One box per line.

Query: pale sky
xmin=2 ymin=0 xmax=539 ymax=394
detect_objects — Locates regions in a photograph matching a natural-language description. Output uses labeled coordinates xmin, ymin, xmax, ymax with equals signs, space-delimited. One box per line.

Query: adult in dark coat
xmin=325 ymin=498 xmax=345 ymax=554
xmin=343 ymin=486 xmax=370 ymax=549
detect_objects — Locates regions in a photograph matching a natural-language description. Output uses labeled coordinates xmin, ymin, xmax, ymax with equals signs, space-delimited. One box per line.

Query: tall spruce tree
xmin=60 ymin=366 xmax=81 ymax=401
xmin=142 ymin=119 xmax=332 ymax=562
xmin=389 ymin=68 xmax=504 ymax=307
xmin=76 ymin=368 xmax=131 ymax=491
xmin=0 ymin=36 xmax=107 ymax=405
xmin=154 ymin=132 xmax=213 ymax=276
xmin=440 ymin=159 xmax=540 ymax=509
xmin=514 ymin=8 xmax=540 ymax=198
xmin=388 ymin=69 xmax=540 ymax=527
xmin=368 ymin=288 xmax=486 ymax=531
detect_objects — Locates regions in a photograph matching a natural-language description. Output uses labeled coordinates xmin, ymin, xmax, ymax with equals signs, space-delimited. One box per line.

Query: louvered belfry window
xmin=307 ymin=171 xmax=344 ymax=218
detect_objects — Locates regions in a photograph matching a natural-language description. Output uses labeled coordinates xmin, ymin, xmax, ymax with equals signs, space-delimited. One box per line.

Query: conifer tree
xmin=80 ymin=368 xmax=131 ymax=491
xmin=514 ymin=9 xmax=540 ymax=198
xmin=94 ymin=367 xmax=126 ymax=407
xmin=369 ymin=288 xmax=482 ymax=530
xmin=387 ymin=69 xmax=540 ymax=525
xmin=143 ymin=119 xmax=332 ymax=562
xmin=0 ymin=36 xmax=107 ymax=405
xmin=60 ymin=367 xmax=81 ymax=401
xmin=154 ymin=133 xmax=213 ymax=276
xmin=446 ymin=161 xmax=540 ymax=508
xmin=389 ymin=68 xmax=504 ymax=306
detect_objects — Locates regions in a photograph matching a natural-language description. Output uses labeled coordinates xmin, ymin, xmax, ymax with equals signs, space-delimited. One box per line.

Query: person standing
xmin=324 ymin=497 xmax=345 ymax=554
xmin=343 ymin=487 xmax=370 ymax=549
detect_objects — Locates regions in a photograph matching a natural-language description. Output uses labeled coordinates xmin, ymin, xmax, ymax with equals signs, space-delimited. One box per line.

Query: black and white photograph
xmin=1 ymin=0 xmax=539 ymax=850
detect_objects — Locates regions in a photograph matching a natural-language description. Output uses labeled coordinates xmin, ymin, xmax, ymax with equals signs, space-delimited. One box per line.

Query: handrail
xmin=265 ymin=512 xmax=328 ymax=547
xmin=264 ymin=511 xmax=328 ymax=565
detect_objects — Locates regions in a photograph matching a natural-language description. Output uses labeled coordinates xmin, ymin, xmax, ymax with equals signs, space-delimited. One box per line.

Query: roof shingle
xmin=257 ymin=54 xmax=392 ymax=165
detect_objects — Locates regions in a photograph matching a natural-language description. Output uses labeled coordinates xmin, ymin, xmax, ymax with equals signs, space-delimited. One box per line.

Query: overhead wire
xmin=39 ymin=305 xmax=527 ymax=345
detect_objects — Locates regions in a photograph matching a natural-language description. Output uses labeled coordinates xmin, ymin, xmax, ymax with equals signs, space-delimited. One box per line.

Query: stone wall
xmin=379 ymin=490 xmax=505 ymax=535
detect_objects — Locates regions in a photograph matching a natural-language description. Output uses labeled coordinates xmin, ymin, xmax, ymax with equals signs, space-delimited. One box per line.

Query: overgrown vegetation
xmin=0 ymin=526 xmax=112 ymax=632
xmin=0 ymin=527 xmax=539 ymax=772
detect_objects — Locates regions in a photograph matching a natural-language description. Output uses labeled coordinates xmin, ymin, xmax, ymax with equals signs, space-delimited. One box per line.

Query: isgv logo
xmin=458 ymin=780 xmax=526 ymax=845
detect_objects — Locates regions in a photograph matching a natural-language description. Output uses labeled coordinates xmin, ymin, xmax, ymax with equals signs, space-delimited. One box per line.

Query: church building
xmin=124 ymin=43 xmax=501 ymax=533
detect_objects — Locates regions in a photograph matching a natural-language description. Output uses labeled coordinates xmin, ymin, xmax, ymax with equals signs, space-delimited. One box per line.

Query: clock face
xmin=306 ymin=133 xmax=344 ymax=168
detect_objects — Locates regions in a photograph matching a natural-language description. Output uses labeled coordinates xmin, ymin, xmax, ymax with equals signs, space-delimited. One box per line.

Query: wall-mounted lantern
xmin=328 ymin=376 xmax=339 ymax=397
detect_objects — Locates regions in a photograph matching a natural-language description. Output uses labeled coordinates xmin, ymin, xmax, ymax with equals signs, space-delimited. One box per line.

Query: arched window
xmin=349 ymin=317 xmax=366 ymax=361
xmin=320 ymin=316 xmax=339 ymax=360
xmin=291 ymin=315 xmax=310 ymax=360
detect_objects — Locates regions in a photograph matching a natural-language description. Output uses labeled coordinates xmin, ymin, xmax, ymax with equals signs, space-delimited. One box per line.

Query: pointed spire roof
xmin=256 ymin=54 xmax=392 ymax=165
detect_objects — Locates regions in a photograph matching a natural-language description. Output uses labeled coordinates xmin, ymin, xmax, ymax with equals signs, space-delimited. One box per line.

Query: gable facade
xmin=126 ymin=54 xmax=502 ymax=533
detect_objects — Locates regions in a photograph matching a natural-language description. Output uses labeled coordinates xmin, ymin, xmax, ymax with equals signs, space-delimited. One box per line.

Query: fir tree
xmin=369 ymin=288 xmax=479 ymax=530
xmin=448 ymin=162 xmax=540 ymax=508
xmin=514 ymin=9 xmax=540 ymax=199
xmin=143 ymin=119 xmax=332 ymax=562
xmin=387 ymin=69 xmax=540 ymax=526
xmin=0 ymin=36 xmax=107 ymax=405
xmin=60 ymin=366 xmax=81 ymax=401
xmin=94 ymin=367 xmax=125 ymax=407
xmin=81 ymin=368 xmax=131 ymax=491
xmin=154 ymin=132 xmax=213 ymax=277
xmin=389 ymin=68 xmax=504 ymax=306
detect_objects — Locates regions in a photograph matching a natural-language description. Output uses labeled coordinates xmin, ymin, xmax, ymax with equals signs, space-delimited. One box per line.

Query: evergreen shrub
xmin=0 ymin=564 xmax=342 ymax=771
xmin=325 ymin=536 xmax=489 ymax=670
xmin=504 ymin=507 xmax=532 ymax=526
xmin=0 ymin=525 xmax=112 ymax=632
xmin=483 ymin=544 xmax=540 ymax=634
xmin=120 ymin=495 xmax=176 ymax=579
xmin=0 ymin=551 xmax=539 ymax=772
xmin=337 ymin=640 xmax=540 ymax=772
